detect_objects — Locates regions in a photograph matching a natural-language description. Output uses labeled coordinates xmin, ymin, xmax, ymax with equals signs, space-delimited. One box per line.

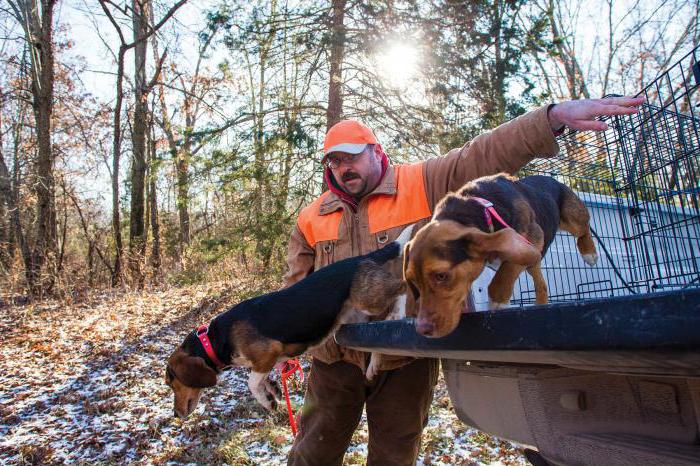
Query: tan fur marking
xmin=488 ymin=262 xmax=527 ymax=306
xmin=527 ymin=262 xmax=549 ymax=305
xmin=232 ymin=321 xmax=284 ymax=373
xmin=559 ymin=188 xmax=597 ymax=257
xmin=166 ymin=348 xmax=215 ymax=418
xmin=405 ymin=221 xmax=486 ymax=337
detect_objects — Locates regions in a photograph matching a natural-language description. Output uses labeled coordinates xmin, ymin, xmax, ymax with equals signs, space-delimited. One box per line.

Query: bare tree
xmin=544 ymin=0 xmax=591 ymax=98
xmin=98 ymin=0 xmax=187 ymax=286
xmin=535 ymin=0 xmax=699 ymax=99
xmin=129 ymin=0 xmax=151 ymax=286
xmin=150 ymin=13 xmax=225 ymax=254
xmin=147 ymin=113 xmax=160 ymax=277
xmin=6 ymin=0 xmax=57 ymax=295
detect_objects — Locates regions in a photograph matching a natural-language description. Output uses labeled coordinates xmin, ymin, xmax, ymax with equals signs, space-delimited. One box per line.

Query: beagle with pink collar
xmin=404 ymin=174 xmax=597 ymax=337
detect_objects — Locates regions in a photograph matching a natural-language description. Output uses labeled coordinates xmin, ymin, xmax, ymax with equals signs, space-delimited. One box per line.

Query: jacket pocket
xmin=315 ymin=240 xmax=335 ymax=269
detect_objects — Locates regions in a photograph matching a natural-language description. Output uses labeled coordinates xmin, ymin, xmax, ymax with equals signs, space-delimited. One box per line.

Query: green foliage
xmin=424 ymin=0 xmax=552 ymax=138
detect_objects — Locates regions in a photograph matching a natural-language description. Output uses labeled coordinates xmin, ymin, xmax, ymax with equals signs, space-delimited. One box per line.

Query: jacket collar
xmin=319 ymin=165 xmax=397 ymax=216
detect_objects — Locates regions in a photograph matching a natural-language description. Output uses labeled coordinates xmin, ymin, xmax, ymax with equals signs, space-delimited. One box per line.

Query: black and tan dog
xmin=403 ymin=174 xmax=597 ymax=337
xmin=165 ymin=226 xmax=413 ymax=418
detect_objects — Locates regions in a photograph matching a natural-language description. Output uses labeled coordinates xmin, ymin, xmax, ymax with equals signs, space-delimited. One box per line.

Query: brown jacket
xmin=283 ymin=105 xmax=560 ymax=371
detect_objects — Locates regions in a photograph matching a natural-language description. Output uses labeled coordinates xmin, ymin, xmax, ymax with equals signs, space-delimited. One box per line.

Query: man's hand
xmin=548 ymin=96 xmax=646 ymax=132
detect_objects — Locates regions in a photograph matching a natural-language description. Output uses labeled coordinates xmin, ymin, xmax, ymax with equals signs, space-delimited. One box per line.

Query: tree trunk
xmin=0 ymin=82 xmax=27 ymax=271
xmin=148 ymin=117 xmax=161 ymax=276
xmin=22 ymin=0 xmax=58 ymax=296
xmin=129 ymin=0 xmax=150 ymax=287
xmin=0 ymin=195 xmax=8 ymax=272
xmin=111 ymin=47 xmax=126 ymax=287
xmin=99 ymin=0 xmax=188 ymax=285
xmin=87 ymin=241 xmax=94 ymax=287
xmin=326 ymin=0 xmax=347 ymax=131
xmin=175 ymin=143 xmax=190 ymax=247
xmin=148 ymin=3 xmax=195 ymax=255
xmin=11 ymin=115 xmax=30 ymax=274
xmin=0 ymin=99 xmax=10 ymax=272
xmin=56 ymin=182 xmax=67 ymax=274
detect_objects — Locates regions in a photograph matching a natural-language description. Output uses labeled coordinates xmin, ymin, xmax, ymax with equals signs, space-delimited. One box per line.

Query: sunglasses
xmin=326 ymin=150 xmax=368 ymax=169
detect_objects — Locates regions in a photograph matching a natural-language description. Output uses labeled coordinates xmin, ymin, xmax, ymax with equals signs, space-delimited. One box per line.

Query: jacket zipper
xmin=352 ymin=213 xmax=361 ymax=256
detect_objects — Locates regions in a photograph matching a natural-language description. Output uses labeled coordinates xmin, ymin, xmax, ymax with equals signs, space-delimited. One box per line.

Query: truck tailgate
xmin=336 ymin=289 xmax=700 ymax=465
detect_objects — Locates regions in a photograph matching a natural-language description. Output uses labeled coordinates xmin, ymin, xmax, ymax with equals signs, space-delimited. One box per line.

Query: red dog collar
xmin=196 ymin=325 xmax=226 ymax=370
xmin=471 ymin=197 xmax=533 ymax=245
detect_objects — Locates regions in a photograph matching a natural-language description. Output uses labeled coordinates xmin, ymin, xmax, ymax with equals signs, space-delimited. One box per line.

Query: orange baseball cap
xmin=323 ymin=120 xmax=378 ymax=157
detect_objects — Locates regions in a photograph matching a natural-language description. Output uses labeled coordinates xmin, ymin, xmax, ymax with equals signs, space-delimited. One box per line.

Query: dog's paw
xmin=366 ymin=355 xmax=381 ymax=381
xmin=264 ymin=378 xmax=282 ymax=402
xmin=250 ymin=386 xmax=274 ymax=410
xmin=253 ymin=385 xmax=279 ymax=411
xmin=488 ymin=300 xmax=509 ymax=310
xmin=582 ymin=253 xmax=598 ymax=267
xmin=385 ymin=294 xmax=407 ymax=321
xmin=265 ymin=392 xmax=278 ymax=411
xmin=248 ymin=371 xmax=279 ymax=411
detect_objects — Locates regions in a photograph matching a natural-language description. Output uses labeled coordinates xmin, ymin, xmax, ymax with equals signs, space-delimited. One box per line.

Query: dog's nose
xmin=415 ymin=319 xmax=434 ymax=336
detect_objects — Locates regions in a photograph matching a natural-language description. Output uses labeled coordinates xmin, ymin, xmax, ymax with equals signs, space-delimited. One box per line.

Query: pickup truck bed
xmin=336 ymin=289 xmax=700 ymax=466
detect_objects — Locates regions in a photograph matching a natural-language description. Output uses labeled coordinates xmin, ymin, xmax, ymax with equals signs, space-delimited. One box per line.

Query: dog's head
xmin=165 ymin=344 xmax=218 ymax=419
xmin=403 ymin=219 xmax=541 ymax=337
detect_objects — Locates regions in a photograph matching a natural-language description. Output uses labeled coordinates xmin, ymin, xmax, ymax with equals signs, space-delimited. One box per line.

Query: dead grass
xmin=0 ymin=278 xmax=527 ymax=465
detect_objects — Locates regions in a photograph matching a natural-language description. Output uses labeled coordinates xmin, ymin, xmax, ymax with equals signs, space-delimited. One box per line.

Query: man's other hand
xmin=548 ymin=96 xmax=646 ymax=132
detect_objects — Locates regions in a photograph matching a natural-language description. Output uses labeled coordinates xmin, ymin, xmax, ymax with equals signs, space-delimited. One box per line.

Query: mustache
xmin=342 ymin=172 xmax=361 ymax=182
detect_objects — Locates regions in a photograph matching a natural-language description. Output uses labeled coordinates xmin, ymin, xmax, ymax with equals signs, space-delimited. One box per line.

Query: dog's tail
xmin=368 ymin=224 xmax=415 ymax=264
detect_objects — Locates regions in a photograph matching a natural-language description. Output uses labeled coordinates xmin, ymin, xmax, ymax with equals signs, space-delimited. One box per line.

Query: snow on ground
xmin=0 ymin=281 xmax=528 ymax=465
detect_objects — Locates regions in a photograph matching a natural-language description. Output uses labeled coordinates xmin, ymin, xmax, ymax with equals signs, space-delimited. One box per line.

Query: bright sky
xmin=61 ymin=1 xmax=218 ymax=101
xmin=46 ymin=0 xmax=695 ymax=209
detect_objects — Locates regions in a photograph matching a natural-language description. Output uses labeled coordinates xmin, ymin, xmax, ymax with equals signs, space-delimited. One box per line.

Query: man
xmin=284 ymin=96 xmax=644 ymax=465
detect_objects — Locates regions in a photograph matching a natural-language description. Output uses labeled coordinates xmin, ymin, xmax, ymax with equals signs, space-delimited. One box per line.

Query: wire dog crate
xmin=472 ymin=46 xmax=700 ymax=309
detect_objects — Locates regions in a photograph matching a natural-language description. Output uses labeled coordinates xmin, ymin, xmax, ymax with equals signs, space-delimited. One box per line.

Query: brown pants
xmin=287 ymin=357 xmax=439 ymax=466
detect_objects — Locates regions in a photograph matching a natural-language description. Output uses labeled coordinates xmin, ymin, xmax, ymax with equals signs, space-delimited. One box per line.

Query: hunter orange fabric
xmin=297 ymin=192 xmax=343 ymax=247
xmin=368 ymin=162 xmax=431 ymax=233
xmin=323 ymin=120 xmax=378 ymax=156
xmin=297 ymin=163 xmax=432 ymax=247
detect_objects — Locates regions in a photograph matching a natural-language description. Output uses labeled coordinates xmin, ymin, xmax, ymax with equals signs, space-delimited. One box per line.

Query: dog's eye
xmin=434 ymin=272 xmax=449 ymax=283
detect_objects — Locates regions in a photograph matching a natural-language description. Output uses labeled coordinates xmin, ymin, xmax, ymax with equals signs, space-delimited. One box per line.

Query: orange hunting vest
xmin=298 ymin=163 xmax=432 ymax=248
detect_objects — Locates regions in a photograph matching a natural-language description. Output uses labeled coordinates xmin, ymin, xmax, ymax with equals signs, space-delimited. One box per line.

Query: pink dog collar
xmin=471 ymin=197 xmax=533 ymax=245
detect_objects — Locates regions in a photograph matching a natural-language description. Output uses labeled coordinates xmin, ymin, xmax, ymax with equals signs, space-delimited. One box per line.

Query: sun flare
xmin=376 ymin=43 xmax=419 ymax=89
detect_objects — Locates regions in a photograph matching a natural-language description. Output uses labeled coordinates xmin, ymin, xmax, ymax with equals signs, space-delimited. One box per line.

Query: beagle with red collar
xmin=403 ymin=174 xmax=597 ymax=338
xmin=165 ymin=226 xmax=413 ymax=418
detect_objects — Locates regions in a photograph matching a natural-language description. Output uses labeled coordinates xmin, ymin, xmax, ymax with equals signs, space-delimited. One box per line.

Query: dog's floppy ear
xmin=464 ymin=228 xmax=541 ymax=266
xmin=403 ymin=241 xmax=420 ymax=300
xmin=169 ymin=351 xmax=218 ymax=388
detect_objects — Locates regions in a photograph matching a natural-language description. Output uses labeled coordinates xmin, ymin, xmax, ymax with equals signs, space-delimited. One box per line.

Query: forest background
xmin=1 ymin=1 xmax=700 ymax=464
xmin=0 ymin=0 xmax=698 ymax=298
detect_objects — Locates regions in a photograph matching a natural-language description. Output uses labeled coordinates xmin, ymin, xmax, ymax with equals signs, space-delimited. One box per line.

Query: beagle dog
xmin=403 ymin=174 xmax=597 ymax=337
xmin=165 ymin=226 xmax=413 ymax=418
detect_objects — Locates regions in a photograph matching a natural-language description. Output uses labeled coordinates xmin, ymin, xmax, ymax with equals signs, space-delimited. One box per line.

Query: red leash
xmin=278 ymin=359 xmax=304 ymax=435
xmin=196 ymin=324 xmax=304 ymax=434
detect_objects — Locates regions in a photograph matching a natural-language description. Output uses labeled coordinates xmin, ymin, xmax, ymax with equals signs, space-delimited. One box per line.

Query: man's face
xmin=327 ymin=146 xmax=383 ymax=198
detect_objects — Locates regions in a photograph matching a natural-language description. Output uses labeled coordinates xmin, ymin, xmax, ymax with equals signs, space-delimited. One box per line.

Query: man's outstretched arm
xmin=548 ymin=96 xmax=645 ymax=132
xmin=423 ymin=96 xmax=645 ymax=207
